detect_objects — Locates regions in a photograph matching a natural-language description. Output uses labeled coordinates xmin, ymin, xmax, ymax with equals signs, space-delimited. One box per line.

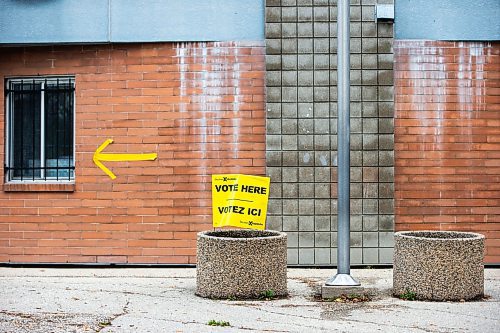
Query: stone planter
xmin=393 ymin=231 xmax=485 ymax=301
xmin=196 ymin=229 xmax=287 ymax=299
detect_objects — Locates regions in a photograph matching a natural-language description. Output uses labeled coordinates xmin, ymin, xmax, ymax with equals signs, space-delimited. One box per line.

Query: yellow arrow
xmin=93 ymin=139 xmax=157 ymax=180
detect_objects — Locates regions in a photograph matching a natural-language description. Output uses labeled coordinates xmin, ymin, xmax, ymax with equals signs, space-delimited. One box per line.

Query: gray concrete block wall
xmin=265 ymin=0 xmax=394 ymax=266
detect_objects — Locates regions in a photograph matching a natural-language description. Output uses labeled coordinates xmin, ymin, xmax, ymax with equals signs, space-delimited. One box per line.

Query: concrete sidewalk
xmin=0 ymin=268 xmax=498 ymax=333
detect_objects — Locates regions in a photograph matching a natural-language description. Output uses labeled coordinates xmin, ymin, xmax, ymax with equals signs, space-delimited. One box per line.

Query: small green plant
xmin=207 ymin=320 xmax=231 ymax=327
xmin=98 ymin=321 xmax=112 ymax=327
xmin=333 ymin=293 xmax=371 ymax=303
xmin=399 ymin=290 xmax=417 ymax=301
xmin=226 ymin=295 xmax=237 ymax=301
xmin=259 ymin=289 xmax=276 ymax=300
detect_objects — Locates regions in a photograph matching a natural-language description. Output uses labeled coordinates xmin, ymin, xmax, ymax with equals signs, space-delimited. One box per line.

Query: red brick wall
xmin=0 ymin=42 xmax=266 ymax=264
xmin=394 ymin=41 xmax=500 ymax=263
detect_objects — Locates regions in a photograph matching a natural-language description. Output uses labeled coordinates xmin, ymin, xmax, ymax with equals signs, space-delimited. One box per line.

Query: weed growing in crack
xmin=398 ymin=290 xmax=417 ymax=301
xmin=259 ymin=289 xmax=276 ymax=300
xmin=208 ymin=320 xmax=231 ymax=327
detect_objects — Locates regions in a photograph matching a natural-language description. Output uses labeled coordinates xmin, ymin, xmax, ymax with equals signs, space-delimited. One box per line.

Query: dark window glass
xmin=6 ymin=78 xmax=74 ymax=181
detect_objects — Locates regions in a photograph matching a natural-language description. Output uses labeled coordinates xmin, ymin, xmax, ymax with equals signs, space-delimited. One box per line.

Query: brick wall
xmin=394 ymin=41 xmax=500 ymax=263
xmin=0 ymin=42 xmax=266 ymax=264
xmin=265 ymin=0 xmax=395 ymax=265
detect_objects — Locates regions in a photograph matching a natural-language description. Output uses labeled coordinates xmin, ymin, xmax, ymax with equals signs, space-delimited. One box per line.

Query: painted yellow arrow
xmin=93 ymin=139 xmax=157 ymax=180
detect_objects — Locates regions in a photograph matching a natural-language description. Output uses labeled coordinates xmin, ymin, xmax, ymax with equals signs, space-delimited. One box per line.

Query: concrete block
xmin=283 ymin=183 xmax=299 ymax=198
xmin=282 ymin=86 xmax=298 ymax=102
xmin=298 ymin=23 xmax=313 ymax=37
xmin=315 ymin=232 xmax=330 ymax=247
xmin=363 ymin=247 xmax=379 ymax=263
xmin=283 ymin=199 xmax=299 ymax=215
xmin=315 ymin=135 xmax=329 ymax=150
xmin=351 ymin=22 xmax=362 ymax=37
xmin=378 ymin=134 xmax=394 ymax=150
xmin=282 ymin=55 xmax=298 ymax=70
xmin=379 ymin=247 xmax=393 ymax=264
xmin=298 ymin=86 xmax=314 ymax=102
xmin=299 ymin=167 xmax=314 ymax=182
xmin=361 ymin=37 xmax=377 ymax=53
xmin=362 ymin=22 xmax=377 ymax=37
xmin=298 ymin=135 xmax=313 ymax=150
xmin=298 ymin=70 xmax=313 ymax=85
xmin=314 ymin=6 xmax=330 ymax=21
xmin=282 ymin=119 xmax=298 ymax=134
xmin=299 ymin=199 xmax=315 ymax=215
xmin=379 ymin=199 xmax=394 ymax=214
xmin=282 ymin=135 xmax=298 ymax=150
xmin=266 ymin=23 xmax=282 ymax=38
xmin=315 ymin=215 xmax=331 ymax=231
xmin=282 ymin=23 xmax=297 ymax=37
xmin=266 ymin=151 xmax=282 ymax=166
xmin=282 ymin=7 xmax=297 ymax=22
xmin=282 ymin=103 xmax=298 ymax=118
xmin=378 ymin=54 xmax=394 ymax=69
xmin=362 ymin=70 xmax=377 ymax=85
xmin=299 ymin=232 xmax=315 ymax=247
xmin=287 ymin=248 xmax=299 ymax=265
xmin=362 ymin=182 xmax=378 ymax=198
xmin=379 ymin=214 xmax=394 ymax=231
xmin=266 ymin=7 xmax=281 ymax=23
xmin=363 ymin=118 xmax=378 ymax=133
xmin=378 ymin=166 xmax=394 ymax=182
xmin=313 ymin=22 xmax=329 ymax=37
xmin=298 ymin=151 xmax=313 ymax=166
xmin=314 ymin=38 xmax=329 ymax=53
xmin=362 ymin=86 xmax=378 ymax=101
xmin=362 ymin=199 xmax=378 ymax=214
xmin=266 ymin=55 xmax=282 ymax=71
xmin=298 ymin=38 xmax=313 ymax=53
xmin=379 ymin=151 xmax=394 ymax=166
xmin=315 ymin=248 xmax=331 ymax=264
xmin=298 ymin=7 xmax=312 ymax=22
xmin=363 ymin=215 xmax=379 ymax=231
xmin=378 ymin=182 xmax=394 ymax=198
xmin=287 ymin=232 xmax=299 ymax=247
xmin=283 ymin=215 xmax=299 ymax=231
xmin=266 ymin=135 xmax=281 ymax=150
xmin=282 ymin=39 xmax=298 ymax=54
xmin=299 ymin=248 xmax=315 ymax=265
xmin=299 ymin=215 xmax=315 ymax=231
xmin=266 ymin=39 xmax=282 ymax=54
xmin=379 ymin=232 xmax=394 ymax=247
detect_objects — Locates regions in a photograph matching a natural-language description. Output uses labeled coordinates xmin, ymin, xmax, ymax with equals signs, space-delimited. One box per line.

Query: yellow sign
xmin=93 ymin=139 xmax=157 ymax=180
xmin=212 ymin=174 xmax=271 ymax=230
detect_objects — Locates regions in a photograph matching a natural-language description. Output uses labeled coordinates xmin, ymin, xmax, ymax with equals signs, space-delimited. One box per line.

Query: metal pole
xmin=326 ymin=0 xmax=359 ymax=286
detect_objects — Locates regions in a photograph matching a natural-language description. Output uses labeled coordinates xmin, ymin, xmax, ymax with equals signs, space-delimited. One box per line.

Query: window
xmin=5 ymin=77 xmax=75 ymax=182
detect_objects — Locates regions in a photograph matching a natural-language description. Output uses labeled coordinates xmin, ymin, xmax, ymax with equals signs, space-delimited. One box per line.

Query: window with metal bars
xmin=5 ymin=77 xmax=75 ymax=182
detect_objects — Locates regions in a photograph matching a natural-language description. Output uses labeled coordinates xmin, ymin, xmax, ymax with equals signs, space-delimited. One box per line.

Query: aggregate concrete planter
xmin=393 ymin=231 xmax=485 ymax=301
xmin=196 ymin=229 xmax=287 ymax=299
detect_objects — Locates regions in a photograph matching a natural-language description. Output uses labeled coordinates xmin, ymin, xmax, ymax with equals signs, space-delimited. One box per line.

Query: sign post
xmin=325 ymin=0 xmax=360 ymax=287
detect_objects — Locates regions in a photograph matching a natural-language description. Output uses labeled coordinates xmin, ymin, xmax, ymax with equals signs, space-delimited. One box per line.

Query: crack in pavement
xmin=97 ymin=299 xmax=130 ymax=332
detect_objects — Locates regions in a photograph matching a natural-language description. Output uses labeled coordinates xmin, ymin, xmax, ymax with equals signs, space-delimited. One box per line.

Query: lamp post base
xmin=325 ymin=273 xmax=360 ymax=286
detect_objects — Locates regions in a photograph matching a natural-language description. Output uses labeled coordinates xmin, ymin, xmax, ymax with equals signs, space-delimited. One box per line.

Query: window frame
xmin=5 ymin=76 xmax=76 ymax=184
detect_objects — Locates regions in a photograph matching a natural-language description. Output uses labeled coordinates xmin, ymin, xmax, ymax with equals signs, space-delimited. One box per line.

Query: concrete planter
xmin=196 ymin=229 xmax=287 ymax=299
xmin=393 ymin=231 xmax=484 ymax=301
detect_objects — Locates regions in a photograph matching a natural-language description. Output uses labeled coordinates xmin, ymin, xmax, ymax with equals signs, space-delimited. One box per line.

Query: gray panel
xmin=111 ymin=0 xmax=264 ymax=42
xmin=396 ymin=0 xmax=500 ymax=40
xmin=0 ymin=0 xmax=264 ymax=44
xmin=0 ymin=0 xmax=109 ymax=44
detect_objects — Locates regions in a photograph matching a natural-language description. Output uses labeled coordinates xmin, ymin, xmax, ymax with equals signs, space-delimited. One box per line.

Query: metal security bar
xmin=5 ymin=77 xmax=75 ymax=182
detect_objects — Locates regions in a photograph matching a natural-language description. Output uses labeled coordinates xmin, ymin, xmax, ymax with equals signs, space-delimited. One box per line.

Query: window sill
xmin=3 ymin=183 xmax=75 ymax=192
